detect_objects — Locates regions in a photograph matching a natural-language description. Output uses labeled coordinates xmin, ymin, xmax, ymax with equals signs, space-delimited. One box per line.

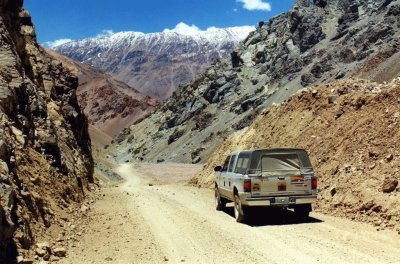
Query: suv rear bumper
xmin=241 ymin=194 xmax=317 ymax=206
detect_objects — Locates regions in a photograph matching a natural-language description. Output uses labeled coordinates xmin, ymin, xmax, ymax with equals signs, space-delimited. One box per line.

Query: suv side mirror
xmin=214 ymin=166 xmax=222 ymax=172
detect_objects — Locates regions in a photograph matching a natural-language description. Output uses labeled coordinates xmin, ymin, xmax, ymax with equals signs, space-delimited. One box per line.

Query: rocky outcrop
xmin=0 ymin=1 xmax=94 ymax=262
xmin=46 ymin=50 xmax=158 ymax=137
xmin=113 ymin=0 xmax=400 ymax=164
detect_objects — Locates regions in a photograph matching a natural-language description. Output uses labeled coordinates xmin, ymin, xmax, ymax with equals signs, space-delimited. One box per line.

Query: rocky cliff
xmin=46 ymin=50 xmax=158 ymax=137
xmin=52 ymin=26 xmax=254 ymax=100
xmin=0 ymin=0 xmax=94 ymax=262
xmin=113 ymin=0 xmax=400 ymax=164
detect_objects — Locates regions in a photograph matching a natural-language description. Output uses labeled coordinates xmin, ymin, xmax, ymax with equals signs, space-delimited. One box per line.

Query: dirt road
xmin=60 ymin=163 xmax=400 ymax=264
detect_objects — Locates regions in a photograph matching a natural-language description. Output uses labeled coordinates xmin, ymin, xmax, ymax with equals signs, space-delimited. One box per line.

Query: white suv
xmin=214 ymin=148 xmax=318 ymax=223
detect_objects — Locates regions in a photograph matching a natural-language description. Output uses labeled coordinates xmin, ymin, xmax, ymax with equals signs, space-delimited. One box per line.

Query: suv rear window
xmin=260 ymin=153 xmax=301 ymax=171
xmin=248 ymin=150 xmax=313 ymax=175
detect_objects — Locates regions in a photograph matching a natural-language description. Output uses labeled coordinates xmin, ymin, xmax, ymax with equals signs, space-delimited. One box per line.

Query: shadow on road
xmin=222 ymin=205 xmax=323 ymax=227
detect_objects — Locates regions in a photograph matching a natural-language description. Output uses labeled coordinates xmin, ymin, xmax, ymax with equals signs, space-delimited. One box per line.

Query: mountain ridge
xmin=51 ymin=26 xmax=255 ymax=99
xmin=49 ymin=26 xmax=255 ymax=49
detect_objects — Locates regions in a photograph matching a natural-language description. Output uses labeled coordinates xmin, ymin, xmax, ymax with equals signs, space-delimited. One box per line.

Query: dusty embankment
xmin=59 ymin=162 xmax=400 ymax=264
xmin=194 ymin=78 xmax=400 ymax=233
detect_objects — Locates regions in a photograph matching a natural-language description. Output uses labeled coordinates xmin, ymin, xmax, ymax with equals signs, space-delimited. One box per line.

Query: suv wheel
xmin=234 ymin=194 xmax=246 ymax=223
xmin=294 ymin=204 xmax=312 ymax=219
xmin=215 ymin=187 xmax=226 ymax=211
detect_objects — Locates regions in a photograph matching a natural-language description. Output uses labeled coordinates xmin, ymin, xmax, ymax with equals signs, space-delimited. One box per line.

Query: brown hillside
xmin=193 ymin=78 xmax=400 ymax=231
xmin=46 ymin=50 xmax=158 ymax=137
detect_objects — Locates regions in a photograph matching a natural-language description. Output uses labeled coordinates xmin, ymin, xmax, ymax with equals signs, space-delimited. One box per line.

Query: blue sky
xmin=24 ymin=0 xmax=295 ymax=45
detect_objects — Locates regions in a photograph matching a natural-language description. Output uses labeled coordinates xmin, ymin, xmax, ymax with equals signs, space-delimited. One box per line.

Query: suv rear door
xmin=249 ymin=150 xmax=314 ymax=197
xmin=218 ymin=155 xmax=231 ymax=198
xmin=225 ymin=153 xmax=238 ymax=198
xmin=233 ymin=152 xmax=251 ymax=190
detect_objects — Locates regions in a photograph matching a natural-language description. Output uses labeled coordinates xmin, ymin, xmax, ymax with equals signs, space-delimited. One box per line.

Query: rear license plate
xmin=278 ymin=181 xmax=286 ymax=191
xmin=253 ymin=183 xmax=260 ymax=192
xmin=275 ymin=197 xmax=289 ymax=204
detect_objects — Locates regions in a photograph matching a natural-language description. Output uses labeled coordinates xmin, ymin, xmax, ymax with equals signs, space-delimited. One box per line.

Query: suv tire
xmin=294 ymin=204 xmax=312 ymax=219
xmin=234 ymin=194 xmax=246 ymax=223
xmin=215 ymin=187 xmax=226 ymax=211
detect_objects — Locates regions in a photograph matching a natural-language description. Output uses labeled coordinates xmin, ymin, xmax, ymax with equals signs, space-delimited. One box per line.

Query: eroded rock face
xmin=0 ymin=1 xmax=93 ymax=261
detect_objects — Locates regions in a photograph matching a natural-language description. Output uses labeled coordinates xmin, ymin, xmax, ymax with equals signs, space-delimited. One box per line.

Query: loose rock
xmin=53 ymin=247 xmax=67 ymax=257
xmin=382 ymin=178 xmax=398 ymax=193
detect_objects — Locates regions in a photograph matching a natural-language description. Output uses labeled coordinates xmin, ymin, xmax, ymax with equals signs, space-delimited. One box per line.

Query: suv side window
xmin=228 ymin=155 xmax=236 ymax=172
xmin=235 ymin=152 xmax=250 ymax=174
xmin=235 ymin=158 xmax=244 ymax=173
xmin=222 ymin=156 xmax=230 ymax=172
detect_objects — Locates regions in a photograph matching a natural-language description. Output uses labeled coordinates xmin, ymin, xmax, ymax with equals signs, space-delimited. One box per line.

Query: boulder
xmin=215 ymin=77 xmax=226 ymax=87
xmin=17 ymin=258 xmax=34 ymax=264
xmin=192 ymin=156 xmax=201 ymax=164
xmin=328 ymin=95 xmax=339 ymax=104
xmin=35 ymin=247 xmax=47 ymax=257
xmin=167 ymin=128 xmax=185 ymax=145
xmin=11 ymin=126 xmax=25 ymax=146
xmin=36 ymin=242 xmax=50 ymax=251
xmin=382 ymin=178 xmax=398 ymax=193
xmin=330 ymin=186 xmax=337 ymax=197
xmin=301 ymin=73 xmax=316 ymax=87
xmin=386 ymin=154 xmax=394 ymax=162
xmin=52 ymin=247 xmax=67 ymax=257
xmin=80 ymin=204 xmax=89 ymax=213
xmin=0 ymin=140 xmax=9 ymax=161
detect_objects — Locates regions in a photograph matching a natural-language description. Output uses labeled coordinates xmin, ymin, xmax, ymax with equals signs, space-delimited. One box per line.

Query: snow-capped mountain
xmin=51 ymin=25 xmax=255 ymax=99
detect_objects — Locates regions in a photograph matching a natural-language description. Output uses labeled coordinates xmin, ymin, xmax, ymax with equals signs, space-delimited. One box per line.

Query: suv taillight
xmin=311 ymin=177 xmax=318 ymax=190
xmin=244 ymin=179 xmax=251 ymax=192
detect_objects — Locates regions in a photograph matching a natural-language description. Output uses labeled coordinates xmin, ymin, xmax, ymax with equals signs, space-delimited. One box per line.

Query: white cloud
xmin=236 ymin=0 xmax=272 ymax=11
xmin=163 ymin=22 xmax=202 ymax=35
xmin=43 ymin=38 xmax=73 ymax=48
xmin=96 ymin=29 xmax=115 ymax=37
xmin=162 ymin=22 xmax=255 ymax=38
